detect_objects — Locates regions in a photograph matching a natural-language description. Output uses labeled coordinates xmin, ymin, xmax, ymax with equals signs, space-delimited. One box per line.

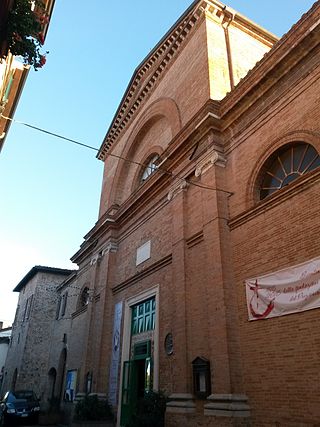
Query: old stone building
xmin=2 ymin=266 xmax=73 ymax=400
xmin=4 ymin=1 xmax=320 ymax=426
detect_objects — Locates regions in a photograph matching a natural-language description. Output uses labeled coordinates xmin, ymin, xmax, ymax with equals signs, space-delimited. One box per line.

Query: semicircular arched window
xmin=79 ymin=287 xmax=90 ymax=308
xmin=260 ymin=142 xmax=320 ymax=200
xmin=141 ymin=154 xmax=159 ymax=183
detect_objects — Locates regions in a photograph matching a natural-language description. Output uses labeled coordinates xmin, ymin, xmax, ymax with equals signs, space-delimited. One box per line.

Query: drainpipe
xmin=221 ymin=9 xmax=235 ymax=91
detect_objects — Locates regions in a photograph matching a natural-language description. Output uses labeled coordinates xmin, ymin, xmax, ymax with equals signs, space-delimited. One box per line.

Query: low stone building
xmin=2 ymin=266 xmax=74 ymax=402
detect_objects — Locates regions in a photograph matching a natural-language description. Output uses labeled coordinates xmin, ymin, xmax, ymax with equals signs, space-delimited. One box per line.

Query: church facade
xmin=68 ymin=1 xmax=320 ymax=425
xmin=5 ymin=1 xmax=320 ymax=426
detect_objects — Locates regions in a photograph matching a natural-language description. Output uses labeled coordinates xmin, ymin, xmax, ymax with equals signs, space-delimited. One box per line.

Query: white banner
xmin=245 ymin=256 xmax=320 ymax=321
xmin=108 ymin=301 xmax=123 ymax=405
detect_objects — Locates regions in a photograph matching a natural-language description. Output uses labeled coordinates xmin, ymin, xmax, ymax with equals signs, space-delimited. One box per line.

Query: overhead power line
xmin=1 ymin=114 xmax=233 ymax=194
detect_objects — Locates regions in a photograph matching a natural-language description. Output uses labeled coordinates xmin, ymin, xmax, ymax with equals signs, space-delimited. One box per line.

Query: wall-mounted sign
xmin=108 ymin=301 xmax=123 ymax=406
xmin=65 ymin=370 xmax=77 ymax=402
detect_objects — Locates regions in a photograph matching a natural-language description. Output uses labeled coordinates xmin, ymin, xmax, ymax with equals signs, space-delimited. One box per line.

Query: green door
xmin=120 ymin=342 xmax=153 ymax=426
xmin=120 ymin=361 xmax=137 ymax=427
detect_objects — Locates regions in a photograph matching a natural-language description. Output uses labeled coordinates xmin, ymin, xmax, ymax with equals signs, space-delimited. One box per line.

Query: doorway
xmin=120 ymin=341 xmax=153 ymax=426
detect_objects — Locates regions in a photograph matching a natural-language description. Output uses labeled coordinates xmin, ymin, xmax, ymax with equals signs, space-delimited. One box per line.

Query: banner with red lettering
xmin=245 ymin=256 xmax=320 ymax=321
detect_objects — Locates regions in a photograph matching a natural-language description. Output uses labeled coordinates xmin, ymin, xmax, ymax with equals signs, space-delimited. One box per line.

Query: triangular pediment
xmin=97 ymin=0 xmax=277 ymax=161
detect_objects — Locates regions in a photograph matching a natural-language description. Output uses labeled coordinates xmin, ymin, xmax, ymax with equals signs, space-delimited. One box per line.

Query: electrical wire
xmin=1 ymin=114 xmax=233 ymax=194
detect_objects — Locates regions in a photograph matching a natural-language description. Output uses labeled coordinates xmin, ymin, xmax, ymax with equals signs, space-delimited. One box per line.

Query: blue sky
xmin=0 ymin=0 xmax=316 ymax=326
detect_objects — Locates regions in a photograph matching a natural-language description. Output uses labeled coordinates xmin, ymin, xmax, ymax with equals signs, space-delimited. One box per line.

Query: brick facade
xmin=72 ymin=1 xmax=320 ymax=426
xmin=4 ymin=1 xmax=320 ymax=426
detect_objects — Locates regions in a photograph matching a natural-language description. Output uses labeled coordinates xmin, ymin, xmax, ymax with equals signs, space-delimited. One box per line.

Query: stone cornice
xmin=90 ymin=241 xmax=118 ymax=266
xmin=195 ymin=148 xmax=226 ymax=177
xmin=229 ymin=168 xmax=320 ymax=230
xmin=167 ymin=179 xmax=188 ymax=201
xmin=112 ymin=254 xmax=172 ymax=295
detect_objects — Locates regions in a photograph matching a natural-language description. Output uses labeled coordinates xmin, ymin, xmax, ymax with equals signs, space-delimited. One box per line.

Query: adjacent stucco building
xmin=0 ymin=0 xmax=55 ymax=152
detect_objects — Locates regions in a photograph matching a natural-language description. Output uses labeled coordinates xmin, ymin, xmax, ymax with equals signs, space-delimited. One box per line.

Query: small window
xmin=23 ymin=299 xmax=29 ymax=322
xmin=61 ymin=293 xmax=68 ymax=317
xmin=260 ymin=142 xmax=320 ymax=200
xmin=26 ymin=295 xmax=33 ymax=320
xmin=79 ymin=287 xmax=90 ymax=307
xmin=56 ymin=296 xmax=62 ymax=320
xmin=141 ymin=155 xmax=159 ymax=183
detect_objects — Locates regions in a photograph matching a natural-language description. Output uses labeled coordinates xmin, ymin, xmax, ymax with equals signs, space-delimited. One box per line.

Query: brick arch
xmin=110 ymin=98 xmax=181 ymax=206
xmin=246 ymin=130 xmax=320 ymax=208
xmin=127 ymin=97 xmax=182 ymax=143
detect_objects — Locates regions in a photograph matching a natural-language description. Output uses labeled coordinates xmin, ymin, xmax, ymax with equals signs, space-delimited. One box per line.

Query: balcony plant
xmin=4 ymin=0 xmax=49 ymax=69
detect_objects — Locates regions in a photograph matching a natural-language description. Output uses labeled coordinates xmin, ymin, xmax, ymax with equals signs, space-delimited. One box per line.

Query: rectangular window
xmin=23 ymin=299 xmax=29 ymax=321
xmin=131 ymin=297 xmax=155 ymax=335
xmin=61 ymin=293 xmax=68 ymax=317
xmin=56 ymin=297 xmax=62 ymax=320
xmin=26 ymin=295 xmax=33 ymax=320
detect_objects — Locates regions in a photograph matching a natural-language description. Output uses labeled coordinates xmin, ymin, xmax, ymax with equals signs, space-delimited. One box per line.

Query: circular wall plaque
xmin=164 ymin=333 xmax=173 ymax=355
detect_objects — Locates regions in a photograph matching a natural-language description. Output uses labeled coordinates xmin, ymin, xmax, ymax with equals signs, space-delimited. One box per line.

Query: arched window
xmin=259 ymin=142 xmax=320 ymax=200
xmin=141 ymin=154 xmax=159 ymax=183
xmin=48 ymin=367 xmax=57 ymax=399
xmin=79 ymin=287 xmax=90 ymax=308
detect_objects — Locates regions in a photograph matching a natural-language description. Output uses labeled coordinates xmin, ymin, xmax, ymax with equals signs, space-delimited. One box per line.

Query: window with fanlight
xmin=141 ymin=154 xmax=159 ymax=183
xmin=259 ymin=142 xmax=320 ymax=200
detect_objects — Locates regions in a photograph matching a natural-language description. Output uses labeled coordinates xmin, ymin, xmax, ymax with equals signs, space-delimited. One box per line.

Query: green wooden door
xmin=120 ymin=341 xmax=153 ymax=426
xmin=120 ymin=361 xmax=137 ymax=426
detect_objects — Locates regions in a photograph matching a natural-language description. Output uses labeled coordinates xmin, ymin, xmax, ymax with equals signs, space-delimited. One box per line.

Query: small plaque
xmin=164 ymin=333 xmax=173 ymax=355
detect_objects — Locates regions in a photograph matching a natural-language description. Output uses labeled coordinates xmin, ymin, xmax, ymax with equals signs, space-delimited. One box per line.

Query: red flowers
xmin=39 ymin=55 xmax=46 ymax=67
xmin=39 ymin=15 xmax=49 ymax=25
xmin=7 ymin=0 xmax=50 ymax=70
xmin=12 ymin=32 xmax=22 ymax=42
xmin=37 ymin=32 xmax=45 ymax=45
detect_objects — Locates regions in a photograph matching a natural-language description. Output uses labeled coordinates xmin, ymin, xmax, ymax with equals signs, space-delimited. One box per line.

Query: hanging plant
xmin=5 ymin=0 xmax=49 ymax=69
